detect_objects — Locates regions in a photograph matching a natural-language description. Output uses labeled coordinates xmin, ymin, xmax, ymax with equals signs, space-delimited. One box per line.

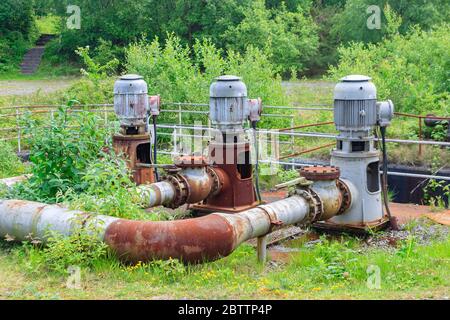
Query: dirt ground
xmin=0 ymin=79 xmax=76 ymax=96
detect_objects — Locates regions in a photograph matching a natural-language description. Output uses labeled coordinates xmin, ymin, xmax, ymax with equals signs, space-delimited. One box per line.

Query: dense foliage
xmin=0 ymin=0 xmax=37 ymax=72
xmin=0 ymin=142 xmax=25 ymax=179
xmin=12 ymin=101 xmax=111 ymax=202
xmin=332 ymin=0 xmax=450 ymax=44
xmin=224 ymin=0 xmax=319 ymax=75
xmin=126 ymin=36 xmax=285 ymax=105
xmin=1 ymin=0 xmax=448 ymax=75
xmin=328 ymin=25 xmax=450 ymax=115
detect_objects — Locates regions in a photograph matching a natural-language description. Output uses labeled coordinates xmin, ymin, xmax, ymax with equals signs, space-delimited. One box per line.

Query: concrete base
xmin=312 ymin=216 xmax=390 ymax=235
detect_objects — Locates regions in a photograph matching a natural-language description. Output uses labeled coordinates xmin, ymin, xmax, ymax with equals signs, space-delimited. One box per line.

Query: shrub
xmin=328 ymin=25 xmax=450 ymax=115
xmin=41 ymin=216 xmax=108 ymax=275
xmin=0 ymin=141 xmax=25 ymax=178
xmin=19 ymin=101 xmax=111 ymax=202
xmin=0 ymin=32 xmax=30 ymax=73
xmin=332 ymin=0 xmax=449 ymax=44
xmin=59 ymin=153 xmax=147 ymax=219
xmin=126 ymin=35 xmax=289 ymax=131
xmin=308 ymin=237 xmax=357 ymax=282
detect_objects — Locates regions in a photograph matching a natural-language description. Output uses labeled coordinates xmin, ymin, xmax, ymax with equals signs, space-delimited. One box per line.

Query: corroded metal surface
xmin=137 ymin=181 xmax=176 ymax=208
xmin=138 ymin=164 xmax=223 ymax=208
xmin=181 ymin=167 xmax=214 ymax=204
xmin=104 ymin=214 xmax=237 ymax=264
xmin=193 ymin=142 xmax=259 ymax=213
xmin=299 ymin=165 xmax=340 ymax=181
xmin=174 ymin=155 xmax=209 ymax=168
xmin=336 ymin=179 xmax=352 ymax=215
xmin=112 ymin=134 xmax=155 ymax=185
xmin=310 ymin=180 xmax=343 ymax=220
xmin=1 ymin=196 xmax=315 ymax=264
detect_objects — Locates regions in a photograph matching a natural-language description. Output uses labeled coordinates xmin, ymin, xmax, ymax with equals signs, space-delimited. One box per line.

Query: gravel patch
xmin=362 ymin=219 xmax=449 ymax=251
xmin=0 ymin=79 xmax=77 ymax=96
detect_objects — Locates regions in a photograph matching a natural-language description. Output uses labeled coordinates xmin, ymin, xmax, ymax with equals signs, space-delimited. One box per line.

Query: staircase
xmin=20 ymin=34 xmax=55 ymax=75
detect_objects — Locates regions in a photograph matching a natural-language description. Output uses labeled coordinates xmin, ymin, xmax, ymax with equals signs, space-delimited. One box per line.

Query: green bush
xmin=328 ymin=25 xmax=450 ymax=115
xmin=0 ymin=0 xmax=38 ymax=73
xmin=124 ymin=34 xmax=293 ymax=144
xmin=126 ymin=35 xmax=287 ymax=127
xmin=18 ymin=101 xmax=111 ymax=202
xmin=60 ymin=153 xmax=147 ymax=220
xmin=0 ymin=32 xmax=30 ymax=73
xmin=42 ymin=216 xmax=108 ymax=275
xmin=0 ymin=141 xmax=25 ymax=178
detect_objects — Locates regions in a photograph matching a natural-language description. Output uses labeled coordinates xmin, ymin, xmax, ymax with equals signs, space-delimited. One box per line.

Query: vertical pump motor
xmin=112 ymin=74 xmax=160 ymax=185
xmin=327 ymin=75 xmax=394 ymax=229
xmin=192 ymin=75 xmax=262 ymax=213
xmin=114 ymin=74 xmax=149 ymax=135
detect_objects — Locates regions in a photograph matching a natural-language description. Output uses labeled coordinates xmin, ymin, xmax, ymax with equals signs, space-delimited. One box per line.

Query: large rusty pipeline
xmin=0 ymin=195 xmax=312 ymax=264
xmin=0 ymin=165 xmax=355 ymax=264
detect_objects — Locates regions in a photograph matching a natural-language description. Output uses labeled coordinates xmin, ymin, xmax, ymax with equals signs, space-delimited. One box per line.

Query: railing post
xmin=16 ymin=109 xmax=21 ymax=153
xmin=290 ymin=116 xmax=294 ymax=150
xmin=178 ymin=104 xmax=182 ymax=138
xmin=104 ymin=105 xmax=108 ymax=126
xmin=418 ymin=117 xmax=423 ymax=157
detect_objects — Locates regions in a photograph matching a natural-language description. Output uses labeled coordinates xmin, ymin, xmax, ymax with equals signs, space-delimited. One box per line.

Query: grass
xmin=0 ymin=228 xmax=448 ymax=300
xmin=0 ymin=59 xmax=81 ymax=81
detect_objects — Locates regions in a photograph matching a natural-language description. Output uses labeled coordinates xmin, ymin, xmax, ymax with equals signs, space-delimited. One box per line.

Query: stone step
xmin=20 ymin=34 xmax=56 ymax=74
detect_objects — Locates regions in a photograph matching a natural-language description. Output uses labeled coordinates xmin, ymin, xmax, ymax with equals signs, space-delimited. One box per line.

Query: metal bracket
xmin=274 ymin=177 xmax=313 ymax=190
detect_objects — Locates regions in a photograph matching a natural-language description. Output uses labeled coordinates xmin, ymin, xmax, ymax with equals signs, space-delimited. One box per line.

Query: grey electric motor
xmin=114 ymin=74 xmax=149 ymax=134
xmin=209 ymin=75 xmax=249 ymax=132
xmin=330 ymin=75 xmax=394 ymax=226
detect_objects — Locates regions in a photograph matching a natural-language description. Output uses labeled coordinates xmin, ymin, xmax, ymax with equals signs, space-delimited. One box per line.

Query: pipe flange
xmin=336 ymin=179 xmax=351 ymax=215
xmin=294 ymin=188 xmax=323 ymax=225
xmin=206 ymin=167 xmax=222 ymax=196
xmin=258 ymin=205 xmax=284 ymax=233
xmin=299 ymin=165 xmax=340 ymax=181
xmin=165 ymin=174 xmax=189 ymax=208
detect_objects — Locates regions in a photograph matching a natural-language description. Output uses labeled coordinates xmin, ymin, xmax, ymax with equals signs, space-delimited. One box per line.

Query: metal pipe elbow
xmin=104 ymin=214 xmax=238 ymax=264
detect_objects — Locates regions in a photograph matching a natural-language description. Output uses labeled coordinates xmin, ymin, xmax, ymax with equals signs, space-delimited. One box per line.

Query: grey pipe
xmin=0 ymin=195 xmax=312 ymax=263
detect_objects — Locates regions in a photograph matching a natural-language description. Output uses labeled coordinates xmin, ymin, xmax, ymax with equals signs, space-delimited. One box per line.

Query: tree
xmin=0 ymin=0 xmax=35 ymax=37
xmin=332 ymin=0 xmax=449 ymax=44
xmin=224 ymin=0 xmax=319 ymax=75
xmin=144 ymin=0 xmax=251 ymax=46
xmin=48 ymin=0 xmax=150 ymax=59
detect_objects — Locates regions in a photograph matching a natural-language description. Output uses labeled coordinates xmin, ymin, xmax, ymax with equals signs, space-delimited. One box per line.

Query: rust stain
xmin=112 ymin=134 xmax=155 ymax=185
xmin=104 ymin=214 xmax=237 ymax=264
xmin=426 ymin=212 xmax=450 ymax=226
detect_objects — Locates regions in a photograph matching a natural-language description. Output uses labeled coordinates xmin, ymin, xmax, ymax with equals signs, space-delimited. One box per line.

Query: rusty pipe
xmin=137 ymin=165 xmax=225 ymax=209
xmin=310 ymin=180 xmax=344 ymax=220
xmin=0 ymin=195 xmax=312 ymax=264
xmin=136 ymin=180 xmax=177 ymax=208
